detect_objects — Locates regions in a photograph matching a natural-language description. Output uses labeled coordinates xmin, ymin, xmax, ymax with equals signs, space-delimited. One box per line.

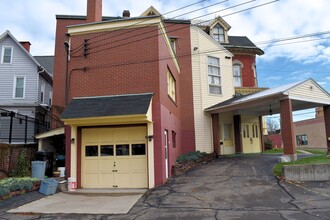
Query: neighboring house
xmin=294 ymin=107 xmax=327 ymax=151
xmin=191 ymin=16 xmax=266 ymax=155
xmin=0 ymin=30 xmax=53 ymax=144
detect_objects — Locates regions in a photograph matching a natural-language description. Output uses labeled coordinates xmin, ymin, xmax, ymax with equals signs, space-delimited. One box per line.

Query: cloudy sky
xmin=1 ymin=0 xmax=330 ymax=121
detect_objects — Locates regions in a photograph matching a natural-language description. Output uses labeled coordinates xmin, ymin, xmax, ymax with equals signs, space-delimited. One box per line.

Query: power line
xmin=70 ymin=0 xmax=212 ymax=54
xmin=80 ymin=0 xmax=237 ymax=54
xmin=81 ymin=0 xmax=273 ymax=58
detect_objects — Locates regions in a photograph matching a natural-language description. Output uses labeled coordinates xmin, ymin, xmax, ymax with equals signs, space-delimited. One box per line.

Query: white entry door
xmin=164 ymin=130 xmax=169 ymax=179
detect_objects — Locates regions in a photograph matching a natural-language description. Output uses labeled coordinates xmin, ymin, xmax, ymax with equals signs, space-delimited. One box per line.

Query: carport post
xmin=212 ymin=114 xmax=220 ymax=157
xmin=280 ymin=99 xmax=297 ymax=161
xmin=323 ymin=105 xmax=330 ymax=154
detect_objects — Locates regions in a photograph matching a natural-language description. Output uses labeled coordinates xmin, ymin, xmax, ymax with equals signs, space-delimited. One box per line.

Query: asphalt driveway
xmin=1 ymin=154 xmax=330 ymax=219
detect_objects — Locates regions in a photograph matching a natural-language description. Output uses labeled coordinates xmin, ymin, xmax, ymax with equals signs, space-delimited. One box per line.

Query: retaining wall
xmin=283 ymin=164 xmax=330 ymax=181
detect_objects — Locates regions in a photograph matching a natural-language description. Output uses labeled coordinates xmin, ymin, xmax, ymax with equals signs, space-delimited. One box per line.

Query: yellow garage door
xmin=81 ymin=126 xmax=148 ymax=188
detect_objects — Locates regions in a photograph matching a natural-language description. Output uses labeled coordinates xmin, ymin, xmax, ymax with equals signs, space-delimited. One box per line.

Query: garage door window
xmin=116 ymin=144 xmax=129 ymax=156
xmin=132 ymin=144 xmax=146 ymax=155
xmin=101 ymin=145 xmax=114 ymax=156
xmin=85 ymin=145 xmax=98 ymax=157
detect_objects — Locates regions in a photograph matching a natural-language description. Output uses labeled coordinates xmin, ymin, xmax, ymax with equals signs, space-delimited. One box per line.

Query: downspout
xmin=64 ymin=41 xmax=70 ymax=106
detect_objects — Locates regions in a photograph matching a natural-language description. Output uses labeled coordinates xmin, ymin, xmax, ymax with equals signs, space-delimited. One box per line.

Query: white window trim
xmin=40 ymin=81 xmax=45 ymax=103
xmin=167 ymin=69 xmax=176 ymax=102
xmin=13 ymin=75 xmax=26 ymax=99
xmin=49 ymin=89 xmax=53 ymax=106
xmin=233 ymin=64 xmax=242 ymax=87
xmin=1 ymin=46 xmax=13 ymax=64
xmin=207 ymin=56 xmax=222 ymax=95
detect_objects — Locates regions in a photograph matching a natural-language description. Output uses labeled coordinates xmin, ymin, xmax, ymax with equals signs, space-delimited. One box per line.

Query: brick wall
xmin=233 ymin=54 xmax=256 ymax=87
xmin=0 ymin=144 xmax=37 ymax=179
xmin=280 ymin=99 xmax=296 ymax=155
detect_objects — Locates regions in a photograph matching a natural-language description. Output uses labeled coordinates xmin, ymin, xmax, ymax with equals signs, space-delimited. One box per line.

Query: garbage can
xmin=35 ymin=151 xmax=54 ymax=177
xmin=31 ymin=161 xmax=46 ymax=180
xmin=39 ymin=179 xmax=59 ymax=195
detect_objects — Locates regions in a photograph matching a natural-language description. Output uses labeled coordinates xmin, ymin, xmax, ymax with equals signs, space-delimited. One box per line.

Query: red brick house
xmin=53 ymin=1 xmax=194 ymax=188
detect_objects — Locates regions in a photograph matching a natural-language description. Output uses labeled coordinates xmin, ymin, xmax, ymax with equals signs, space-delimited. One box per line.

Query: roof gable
xmin=0 ymin=30 xmax=53 ymax=79
xmin=140 ymin=6 xmax=163 ymax=17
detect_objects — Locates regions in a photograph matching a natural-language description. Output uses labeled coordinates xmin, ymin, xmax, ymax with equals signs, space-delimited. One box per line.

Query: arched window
xmin=212 ymin=24 xmax=224 ymax=42
xmin=233 ymin=64 xmax=242 ymax=87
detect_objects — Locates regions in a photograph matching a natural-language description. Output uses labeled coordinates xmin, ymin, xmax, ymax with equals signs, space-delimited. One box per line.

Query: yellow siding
xmin=289 ymin=80 xmax=330 ymax=103
xmin=191 ymin=26 xmax=234 ymax=153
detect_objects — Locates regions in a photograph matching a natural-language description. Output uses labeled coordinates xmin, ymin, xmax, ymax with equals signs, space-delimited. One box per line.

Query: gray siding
xmin=38 ymin=76 xmax=52 ymax=106
xmin=0 ymin=36 xmax=38 ymax=105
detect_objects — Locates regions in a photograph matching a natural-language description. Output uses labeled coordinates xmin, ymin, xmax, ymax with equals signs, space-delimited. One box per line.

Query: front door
xmin=164 ymin=130 xmax=169 ymax=179
xmin=242 ymin=123 xmax=261 ymax=153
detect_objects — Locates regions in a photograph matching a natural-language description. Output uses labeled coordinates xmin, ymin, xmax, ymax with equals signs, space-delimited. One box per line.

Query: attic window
xmin=212 ymin=24 xmax=224 ymax=42
xmin=2 ymin=46 xmax=13 ymax=64
xmin=147 ymin=11 xmax=156 ymax=16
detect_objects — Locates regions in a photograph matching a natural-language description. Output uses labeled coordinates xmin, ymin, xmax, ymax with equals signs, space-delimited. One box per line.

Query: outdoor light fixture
xmin=71 ymin=138 xmax=75 ymax=144
xmin=145 ymin=135 xmax=154 ymax=141
xmin=269 ymin=105 xmax=273 ymax=116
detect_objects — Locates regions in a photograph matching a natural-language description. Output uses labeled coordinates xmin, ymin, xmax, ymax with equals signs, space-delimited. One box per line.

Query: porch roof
xmin=206 ymin=78 xmax=330 ymax=115
xmin=61 ymin=93 xmax=153 ymax=120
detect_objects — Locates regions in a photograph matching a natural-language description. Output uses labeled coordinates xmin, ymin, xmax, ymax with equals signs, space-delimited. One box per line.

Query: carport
xmin=206 ymin=78 xmax=330 ymax=160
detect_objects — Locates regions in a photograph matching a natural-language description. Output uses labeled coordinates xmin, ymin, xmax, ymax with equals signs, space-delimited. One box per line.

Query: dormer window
xmin=212 ymin=24 xmax=224 ymax=42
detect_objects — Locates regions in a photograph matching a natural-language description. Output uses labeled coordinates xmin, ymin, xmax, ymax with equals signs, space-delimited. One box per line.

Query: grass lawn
xmin=273 ymin=155 xmax=330 ymax=177
xmin=263 ymin=148 xmax=284 ymax=154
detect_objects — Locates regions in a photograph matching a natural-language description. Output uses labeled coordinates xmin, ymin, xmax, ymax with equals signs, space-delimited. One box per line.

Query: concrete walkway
xmin=1 ymin=154 xmax=330 ymax=219
xmin=8 ymin=189 xmax=146 ymax=214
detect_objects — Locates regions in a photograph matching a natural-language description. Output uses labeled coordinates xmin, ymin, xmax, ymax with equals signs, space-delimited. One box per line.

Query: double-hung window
xmin=233 ymin=64 xmax=242 ymax=87
xmin=2 ymin=46 xmax=13 ymax=64
xmin=13 ymin=76 xmax=25 ymax=99
xmin=212 ymin=24 xmax=225 ymax=42
xmin=208 ymin=56 xmax=221 ymax=94
xmin=167 ymin=69 xmax=176 ymax=102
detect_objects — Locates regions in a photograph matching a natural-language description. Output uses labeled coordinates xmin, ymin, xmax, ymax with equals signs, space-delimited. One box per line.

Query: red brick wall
xmin=165 ymin=22 xmax=195 ymax=154
xmin=323 ymin=105 xmax=330 ymax=153
xmin=280 ymin=99 xmax=296 ymax=155
xmin=52 ymin=18 xmax=87 ymax=123
xmin=233 ymin=54 xmax=256 ymax=87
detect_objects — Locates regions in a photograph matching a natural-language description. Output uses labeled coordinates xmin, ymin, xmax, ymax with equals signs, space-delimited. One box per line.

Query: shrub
xmin=0 ymin=177 xmax=40 ymax=199
xmin=11 ymin=148 xmax=30 ymax=177
xmin=264 ymin=138 xmax=273 ymax=150
xmin=176 ymin=151 xmax=208 ymax=164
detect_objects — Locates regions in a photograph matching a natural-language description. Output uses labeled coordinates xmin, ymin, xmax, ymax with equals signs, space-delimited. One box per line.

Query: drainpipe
xmin=64 ymin=41 xmax=69 ymax=106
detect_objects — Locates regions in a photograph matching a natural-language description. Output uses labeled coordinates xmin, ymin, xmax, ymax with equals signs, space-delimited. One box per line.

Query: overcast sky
xmin=1 ymin=0 xmax=330 ymax=121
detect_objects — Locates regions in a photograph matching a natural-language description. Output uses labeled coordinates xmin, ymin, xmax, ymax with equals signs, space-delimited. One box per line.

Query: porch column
xmin=280 ymin=99 xmax=297 ymax=161
xmin=233 ymin=115 xmax=242 ymax=154
xmin=212 ymin=114 xmax=220 ymax=157
xmin=259 ymin=116 xmax=265 ymax=152
xmin=323 ymin=105 xmax=330 ymax=154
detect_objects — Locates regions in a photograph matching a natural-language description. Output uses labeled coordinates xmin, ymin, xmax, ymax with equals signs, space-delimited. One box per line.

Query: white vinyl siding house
xmin=190 ymin=26 xmax=234 ymax=153
xmin=0 ymin=30 xmax=53 ymax=144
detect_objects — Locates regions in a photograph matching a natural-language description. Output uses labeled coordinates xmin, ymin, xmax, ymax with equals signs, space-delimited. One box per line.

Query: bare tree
xmin=266 ymin=118 xmax=280 ymax=134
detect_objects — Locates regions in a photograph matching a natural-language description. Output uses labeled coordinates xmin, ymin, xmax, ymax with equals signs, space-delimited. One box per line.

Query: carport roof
xmin=61 ymin=93 xmax=153 ymax=119
xmin=206 ymin=78 xmax=330 ymax=115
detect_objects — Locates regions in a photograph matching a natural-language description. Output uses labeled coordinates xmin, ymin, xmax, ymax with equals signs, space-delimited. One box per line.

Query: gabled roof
xmin=61 ymin=93 xmax=153 ymax=119
xmin=140 ymin=6 xmax=163 ymax=17
xmin=206 ymin=79 xmax=330 ymax=115
xmin=0 ymin=30 xmax=53 ymax=79
xmin=34 ymin=56 xmax=54 ymax=75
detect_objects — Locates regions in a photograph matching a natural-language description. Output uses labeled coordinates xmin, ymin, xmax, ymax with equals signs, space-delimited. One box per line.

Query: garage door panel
xmin=100 ymin=174 xmax=115 ymax=187
xmin=132 ymin=173 xmax=148 ymax=188
xmin=84 ymin=160 xmax=99 ymax=172
xmin=131 ymin=127 xmax=147 ymax=142
xmin=84 ymin=174 xmax=99 ymax=187
xmin=82 ymin=126 xmax=148 ymax=189
xmin=131 ymin=157 xmax=147 ymax=171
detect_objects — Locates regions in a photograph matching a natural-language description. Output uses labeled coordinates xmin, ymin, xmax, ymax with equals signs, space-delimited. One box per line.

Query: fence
xmin=0 ymin=108 xmax=63 ymax=144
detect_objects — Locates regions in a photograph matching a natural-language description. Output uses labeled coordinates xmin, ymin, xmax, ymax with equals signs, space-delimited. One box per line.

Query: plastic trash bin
xmin=39 ymin=179 xmax=59 ymax=195
xmin=31 ymin=161 xmax=46 ymax=180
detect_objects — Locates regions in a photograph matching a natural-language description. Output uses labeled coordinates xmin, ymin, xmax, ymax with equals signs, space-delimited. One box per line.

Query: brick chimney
xmin=20 ymin=41 xmax=31 ymax=52
xmin=123 ymin=10 xmax=130 ymax=18
xmin=87 ymin=0 xmax=102 ymax=23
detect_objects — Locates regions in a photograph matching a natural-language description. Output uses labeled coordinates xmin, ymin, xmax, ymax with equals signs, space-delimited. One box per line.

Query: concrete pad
xmin=8 ymin=190 xmax=146 ymax=214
